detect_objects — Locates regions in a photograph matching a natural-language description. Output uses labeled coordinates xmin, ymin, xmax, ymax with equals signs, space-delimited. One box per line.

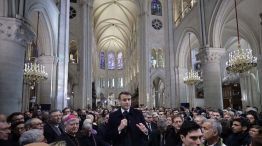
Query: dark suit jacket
xmin=44 ymin=123 xmax=64 ymax=143
xmin=106 ymin=108 xmax=148 ymax=146
xmin=148 ymin=127 xmax=180 ymax=146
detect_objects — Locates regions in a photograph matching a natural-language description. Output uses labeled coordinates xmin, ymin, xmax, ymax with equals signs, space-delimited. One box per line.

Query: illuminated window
xmin=112 ymin=78 xmax=115 ymax=88
xmin=108 ymin=52 xmax=115 ymax=70
xmin=117 ymin=52 xmax=123 ymax=69
xmin=100 ymin=52 xmax=105 ymax=69
xmin=120 ymin=78 xmax=123 ymax=88
xmin=151 ymin=0 xmax=162 ymax=16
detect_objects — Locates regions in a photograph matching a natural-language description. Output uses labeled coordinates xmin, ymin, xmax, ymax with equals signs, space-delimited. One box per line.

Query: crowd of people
xmin=0 ymin=91 xmax=262 ymax=146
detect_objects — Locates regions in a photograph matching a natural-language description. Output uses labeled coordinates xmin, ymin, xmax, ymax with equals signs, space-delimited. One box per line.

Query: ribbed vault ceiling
xmin=93 ymin=0 xmax=139 ymax=52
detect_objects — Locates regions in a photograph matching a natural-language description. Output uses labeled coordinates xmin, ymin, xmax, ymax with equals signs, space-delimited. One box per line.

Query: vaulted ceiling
xmin=93 ymin=0 xmax=139 ymax=52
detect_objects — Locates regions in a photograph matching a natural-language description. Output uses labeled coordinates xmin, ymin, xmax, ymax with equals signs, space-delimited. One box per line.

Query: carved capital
xmin=0 ymin=17 xmax=34 ymax=46
xmin=198 ymin=48 xmax=225 ymax=64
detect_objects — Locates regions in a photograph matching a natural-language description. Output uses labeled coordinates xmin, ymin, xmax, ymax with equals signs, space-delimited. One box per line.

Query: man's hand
xmin=136 ymin=123 xmax=148 ymax=135
xmin=118 ymin=119 xmax=128 ymax=132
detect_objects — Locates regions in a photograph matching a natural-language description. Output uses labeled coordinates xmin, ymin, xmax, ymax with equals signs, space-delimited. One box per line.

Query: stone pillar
xmin=38 ymin=56 xmax=58 ymax=109
xmin=164 ymin=0 xmax=176 ymax=108
xmin=56 ymin=0 xmax=70 ymax=110
xmin=78 ymin=0 xmax=93 ymax=108
xmin=257 ymin=55 xmax=262 ymax=111
xmin=174 ymin=66 xmax=181 ymax=107
xmin=138 ymin=1 xmax=150 ymax=106
xmin=240 ymin=70 xmax=261 ymax=111
xmin=176 ymin=67 xmax=188 ymax=104
xmin=188 ymin=85 xmax=196 ymax=108
xmin=200 ymin=48 xmax=225 ymax=109
xmin=0 ymin=17 xmax=33 ymax=115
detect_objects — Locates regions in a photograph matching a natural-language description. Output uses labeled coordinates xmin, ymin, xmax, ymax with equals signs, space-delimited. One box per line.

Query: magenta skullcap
xmin=63 ymin=114 xmax=78 ymax=123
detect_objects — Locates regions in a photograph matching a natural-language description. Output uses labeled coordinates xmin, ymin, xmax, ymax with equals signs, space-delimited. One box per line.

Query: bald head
xmin=0 ymin=114 xmax=6 ymax=123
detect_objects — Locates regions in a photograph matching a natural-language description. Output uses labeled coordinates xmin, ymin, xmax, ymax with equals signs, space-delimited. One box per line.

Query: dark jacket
xmin=60 ymin=133 xmax=80 ymax=146
xmin=106 ymin=108 xmax=148 ymax=146
xmin=225 ymin=132 xmax=251 ymax=146
xmin=44 ymin=123 xmax=64 ymax=143
xmin=149 ymin=127 xmax=181 ymax=146
xmin=79 ymin=132 xmax=109 ymax=146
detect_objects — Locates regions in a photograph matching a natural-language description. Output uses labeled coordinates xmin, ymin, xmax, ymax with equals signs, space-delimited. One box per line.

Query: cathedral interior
xmin=0 ymin=0 xmax=262 ymax=115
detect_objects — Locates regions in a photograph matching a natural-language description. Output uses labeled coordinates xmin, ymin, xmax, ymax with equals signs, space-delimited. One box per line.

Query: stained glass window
xmin=108 ymin=52 xmax=115 ymax=70
xmin=100 ymin=52 xmax=105 ymax=69
xmin=117 ymin=52 xmax=123 ymax=69
xmin=151 ymin=0 xmax=162 ymax=16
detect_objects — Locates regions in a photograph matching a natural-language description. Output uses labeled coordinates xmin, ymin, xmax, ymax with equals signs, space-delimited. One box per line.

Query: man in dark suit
xmin=44 ymin=110 xmax=64 ymax=143
xmin=106 ymin=91 xmax=149 ymax=146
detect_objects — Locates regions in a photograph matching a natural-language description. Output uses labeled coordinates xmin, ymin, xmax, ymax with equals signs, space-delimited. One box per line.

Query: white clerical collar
xmin=121 ymin=108 xmax=130 ymax=113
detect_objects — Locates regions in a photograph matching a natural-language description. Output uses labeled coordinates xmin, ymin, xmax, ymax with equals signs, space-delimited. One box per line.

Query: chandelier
xmin=183 ymin=33 xmax=201 ymax=85
xmin=226 ymin=0 xmax=257 ymax=73
xmin=24 ymin=61 xmax=48 ymax=86
xmin=183 ymin=69 xmax=201 ymax=85
xmin=24 ymin=12 xmax=48 ymax=88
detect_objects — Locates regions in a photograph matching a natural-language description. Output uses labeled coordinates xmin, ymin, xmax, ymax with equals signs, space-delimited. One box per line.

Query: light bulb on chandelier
xmin=24 ymin=61 xmax=48 ymax=89
xmin=225 ymin=0 xmax=257 ymax=73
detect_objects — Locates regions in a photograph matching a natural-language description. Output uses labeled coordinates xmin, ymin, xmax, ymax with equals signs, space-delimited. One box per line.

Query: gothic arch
xmin=211 ymin=0 xmax=260 ymax=53
xmin=24 ymin=0 xmax=59 ymax=57
xmin=175 ymin=28 xmax=200 ymax=68
xmin=151 ymin=71 xmax=165 ymax=87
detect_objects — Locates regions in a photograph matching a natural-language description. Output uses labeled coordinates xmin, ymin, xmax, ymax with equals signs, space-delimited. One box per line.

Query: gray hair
xmin=24 ymin=119 xmax=32 ymax=130
xmin=157 ymin=118 xmax=167 ymax=131
xmin=19 ymin=129 xmax=44 ymax=145
xmin=204 ymin=119 xmax=222 ymax=136
xmin=82 ymin=119 xmax=92 ymax=130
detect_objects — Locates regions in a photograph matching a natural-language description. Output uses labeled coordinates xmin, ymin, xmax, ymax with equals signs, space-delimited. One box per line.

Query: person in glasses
xmin=179 ymin=120 xmax=203 ymax=146
xmin=106 ymin=91 xmax=148 ymax=146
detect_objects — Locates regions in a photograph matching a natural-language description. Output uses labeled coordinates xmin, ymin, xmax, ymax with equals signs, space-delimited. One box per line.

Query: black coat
xmin=60 ymin=133 xmax=80 ymax=146
xmin=225 ymin=132 xmax=251 ymax=146
xmin=106 ymin=108 xmax=148 ymax=146
xmin=44 ymin=123 xmax=64 ymax=143
xmin=148 ymin=127 xmax=180 ymax=146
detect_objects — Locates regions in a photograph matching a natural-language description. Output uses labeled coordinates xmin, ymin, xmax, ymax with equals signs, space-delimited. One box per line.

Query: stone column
xmin=56 ymin=0 xmax=70 ymax=110
xmin=78 ymin=0 xmax=93 ymax=108
xmin=257 ymin=55 xmax=262 ymax=111
xmin=174 ymin=66 xmax=181 ymax=107
xmin=138 ymin=1 xmax=150 ymax=106
xmin=0 ymin=17 xmax=33 ymax=115
xmin=188 ymin=85 xmax=196 ymax=108
xmin=38 ymin=56 xmax=58 ymax=109
xmin=164 ymin=0 xmax=176 ymax=108
xmin=200 ymin=48 xmax=225 ymax=109
xmin=176 ymin=67 xmax=188 ymax=104
xmin=240 ymin=70 xmax=261 ymax=111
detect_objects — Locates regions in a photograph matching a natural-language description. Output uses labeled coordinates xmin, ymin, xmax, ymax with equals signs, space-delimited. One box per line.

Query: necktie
xmin=147 ymin=123 xmax=152 ymax=131
xmin=54 ymin=125 xmax=61 ymax=136
xmin=123 ymin=110 xmax=128 ymax=119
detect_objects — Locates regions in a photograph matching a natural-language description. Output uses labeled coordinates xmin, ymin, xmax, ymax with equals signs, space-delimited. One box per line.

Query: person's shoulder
xmin=109 ymin=109 xmax=121 ymax=117
xmin=130 ymin=108 xmax=143 ymax=115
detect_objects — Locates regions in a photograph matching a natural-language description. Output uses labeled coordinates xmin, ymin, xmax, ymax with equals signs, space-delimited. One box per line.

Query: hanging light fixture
xmin=183 ymin=33 xmax=201 ymax=85
xmin=24 ymin=12 xmax=48 ymax=89
xmin=226 ymin=0 xmax=257 ymax=73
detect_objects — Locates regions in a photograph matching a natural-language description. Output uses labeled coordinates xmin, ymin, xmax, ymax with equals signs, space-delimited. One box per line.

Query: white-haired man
xmin=202 ymin=119 xmax=226 ymax=146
